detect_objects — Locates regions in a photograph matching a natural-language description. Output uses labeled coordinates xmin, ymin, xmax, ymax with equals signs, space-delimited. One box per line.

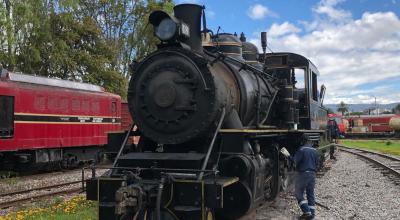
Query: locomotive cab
xmin=264 ymin=53 xmax=327 ymax=131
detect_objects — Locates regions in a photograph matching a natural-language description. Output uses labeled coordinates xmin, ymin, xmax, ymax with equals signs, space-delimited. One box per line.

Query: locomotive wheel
xmin=280 ymin=167 xmax=289 ymax=191
xmin=206 ymin=210 xmax=215 ymax=220
xmin=264 ymin=144 xmax=280 ymax=201
xmin=133 ymin=209 xmax=177 ymax=220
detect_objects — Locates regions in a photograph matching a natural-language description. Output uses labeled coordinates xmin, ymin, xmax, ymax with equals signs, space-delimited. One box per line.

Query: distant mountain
xmin=324 ymin=102 xmax=400 ymax=113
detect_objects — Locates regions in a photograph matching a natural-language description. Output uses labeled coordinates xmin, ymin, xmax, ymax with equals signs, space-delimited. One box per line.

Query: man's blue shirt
xmin=293 ymin=143 xmax=319 ymax=172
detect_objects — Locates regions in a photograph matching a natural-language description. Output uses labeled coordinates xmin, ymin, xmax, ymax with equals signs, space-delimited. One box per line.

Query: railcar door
xmin=308 ymin=66 xmax=327 ymax=130
xmin=0 ymin=95 xmax=14 ymax=138
xmin=294 ymin=67 xmax=310 ymax=129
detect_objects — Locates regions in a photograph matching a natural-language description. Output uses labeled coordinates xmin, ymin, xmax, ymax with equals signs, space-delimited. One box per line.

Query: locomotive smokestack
xmin=174 ymin=4 xmax=203 ymax=53
xmin=261 ymin=32 xmax=267 ymax=54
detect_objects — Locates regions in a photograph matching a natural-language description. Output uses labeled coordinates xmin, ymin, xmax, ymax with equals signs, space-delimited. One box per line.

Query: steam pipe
xmin=156 ymin=176 xmax=166 ymax=220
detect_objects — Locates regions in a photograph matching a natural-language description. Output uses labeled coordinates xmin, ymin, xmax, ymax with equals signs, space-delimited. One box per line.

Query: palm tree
xmin=337 ymin=101 xmax=348 ymax=116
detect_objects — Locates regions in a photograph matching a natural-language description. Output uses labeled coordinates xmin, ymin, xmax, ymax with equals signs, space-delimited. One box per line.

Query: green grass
xmin=0 ymin=195 xmax=97 ymax=220
xmin=341 ymin=139 xmax=400 ymax=156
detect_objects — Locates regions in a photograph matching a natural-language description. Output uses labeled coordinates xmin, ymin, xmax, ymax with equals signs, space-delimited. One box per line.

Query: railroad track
xmin=0 ymin=180 xmax=83 ymax=209
xmin=338 ymin=145 xmax=400 ymax=185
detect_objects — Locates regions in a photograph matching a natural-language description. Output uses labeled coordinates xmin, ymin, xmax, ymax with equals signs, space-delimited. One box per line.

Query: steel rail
xmin=337 ymin=144 xmax=400 ymax=162
xmin=0 ymin=187 xmax=82 ymax=209
xmin=0 ymin=170 xmax=65 ymax=180
xmin=0 ymin=180 xmax=81 ymax=197
xmin=0 ymin=165 xmax=108 ymax=180
xmin=338 ymin=146 xmax=400 ymax=178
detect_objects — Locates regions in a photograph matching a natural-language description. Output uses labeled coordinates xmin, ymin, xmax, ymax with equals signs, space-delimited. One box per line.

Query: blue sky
xmin=177 ymin=0 xmax=400 ymax=105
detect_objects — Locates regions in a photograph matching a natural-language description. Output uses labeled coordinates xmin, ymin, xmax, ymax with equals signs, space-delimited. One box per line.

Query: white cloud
xmin=268 ymin=22 xmax=301 ymax=37
xmin=250 ymin=0 xmax=400 ymax=104
xmin=313 ymin=0 xmax=352 ymax=21
xmin=247 ymin=4 xmax=278 ymax=20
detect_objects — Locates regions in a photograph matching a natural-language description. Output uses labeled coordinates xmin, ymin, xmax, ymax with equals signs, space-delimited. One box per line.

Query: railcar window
xmin=0 ymin=96 xmax=14 ymax=138
xmin=72 ymin=99 xmax=80 ymax=111
xmin=60 ymin=98 xmax=69 ymax=112
xmin=48 ymin=97 xmax=58 ymax=110
xmin=82 ymin=100 xmax=90 ymax=113
xmin=91 ymin=101 xmax=100 ymax=113
xmin=294 ymin=68 xmax=305 ymax=88
xmin=34 ymin=95 xmax=46 ymax=110
xmin=312 ymin=72 xmax=318 ymax=101
xmin=112 ymin=101 xmax=116 ymax=113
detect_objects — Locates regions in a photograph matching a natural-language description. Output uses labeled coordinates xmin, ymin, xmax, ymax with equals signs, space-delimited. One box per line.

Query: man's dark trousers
xmin=295 ymin=171 xmax=316 ymax=216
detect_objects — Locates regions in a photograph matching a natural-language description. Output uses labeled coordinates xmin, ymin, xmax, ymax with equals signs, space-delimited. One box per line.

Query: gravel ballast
xmin=257 ymin=151 xmax=400 ymax=219
xmin=2 ymin=151 xmax=400 ymax=219
xmin=0 ymin=168 xmax=106 ymax=216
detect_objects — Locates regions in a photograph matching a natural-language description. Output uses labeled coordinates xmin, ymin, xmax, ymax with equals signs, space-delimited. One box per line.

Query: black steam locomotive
xmin=86 ymin=4 xmax=332 ymax=220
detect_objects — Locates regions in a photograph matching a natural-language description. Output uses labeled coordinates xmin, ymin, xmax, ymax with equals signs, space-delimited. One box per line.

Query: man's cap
xmin=301 ymin=133 xmax=310 ymax=143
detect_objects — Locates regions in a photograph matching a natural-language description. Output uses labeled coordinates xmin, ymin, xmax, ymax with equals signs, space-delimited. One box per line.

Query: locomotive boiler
xmin=86 ymin=4 xmax=332 ymax=220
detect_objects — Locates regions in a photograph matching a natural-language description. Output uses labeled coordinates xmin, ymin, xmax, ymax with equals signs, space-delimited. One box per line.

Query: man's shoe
xmin=298 ymin=213 xmax=313 ymax=220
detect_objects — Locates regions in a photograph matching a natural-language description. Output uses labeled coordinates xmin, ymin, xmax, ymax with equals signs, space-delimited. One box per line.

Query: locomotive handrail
xmin=204 ymin=49 xmax=277 ymax=81
xmin=218 ymin=128 xmax=326 ymax=133
xmin=198 ymin=107 xmax=226 ymax=180
xmin=112 ymin=123 xmax=136 ymax=167
xmin=84 ymin=165 xmax=218 ymax=174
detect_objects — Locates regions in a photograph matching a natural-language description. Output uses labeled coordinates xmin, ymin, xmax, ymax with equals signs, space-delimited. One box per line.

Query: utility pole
xmin=374 ymin=96 xmax=379 ymax=115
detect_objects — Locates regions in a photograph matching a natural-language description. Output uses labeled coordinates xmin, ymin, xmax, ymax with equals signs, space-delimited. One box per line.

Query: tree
xmin=76 ymin=0 xmax=174 ymax=78
xmin=349 ymin=111 xmax=363 ymax=116
xmin=45 ymin=12 xmax=127 ymax=97
xmin=326 ymin=108 xmax=334 ymax=114
xmin=0 ymin=0 xmax=174 ymax=99
xmin=337 ymin=101 xmax=349 ymax=116
xmin=393 ymin=104 xmax=400 ymax=114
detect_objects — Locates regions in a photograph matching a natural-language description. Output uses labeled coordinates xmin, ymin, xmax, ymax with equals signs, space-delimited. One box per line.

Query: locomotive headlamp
xmin=155 ymin=18 xmax=177 ymax=41
xmin=150 ymin=10 xmax=190 ymax=42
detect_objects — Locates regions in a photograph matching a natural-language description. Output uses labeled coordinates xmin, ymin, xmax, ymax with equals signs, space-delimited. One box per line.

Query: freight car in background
xmin=329 ymin=113 xmax=400 ymax=138
xmin=346 ymin=114 xmax=400 ymax=138
xmin=0 ymin=70 xmax=122 ymax=170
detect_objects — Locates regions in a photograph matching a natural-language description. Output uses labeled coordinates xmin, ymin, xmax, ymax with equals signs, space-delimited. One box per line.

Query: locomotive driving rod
xmin=198 ymin=108 xmax=226 ymax=180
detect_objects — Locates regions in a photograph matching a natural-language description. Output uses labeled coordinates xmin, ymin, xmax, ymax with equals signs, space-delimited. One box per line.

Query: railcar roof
xmin=0 ymin=70 xmax=104 ymax=92
xmin=263 ymin=52 xmax=319 ymax=75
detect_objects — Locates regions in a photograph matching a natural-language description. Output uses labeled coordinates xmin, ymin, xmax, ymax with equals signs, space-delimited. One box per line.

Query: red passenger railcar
xmin=0 ymin=71 xmax=121 ymax=169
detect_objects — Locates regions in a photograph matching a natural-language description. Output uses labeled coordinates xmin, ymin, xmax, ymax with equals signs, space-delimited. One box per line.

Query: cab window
xmin=294 ymin=68 xmax=305 ymax=89
xmin=311 ymin=72 xmax=318 ymax=101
